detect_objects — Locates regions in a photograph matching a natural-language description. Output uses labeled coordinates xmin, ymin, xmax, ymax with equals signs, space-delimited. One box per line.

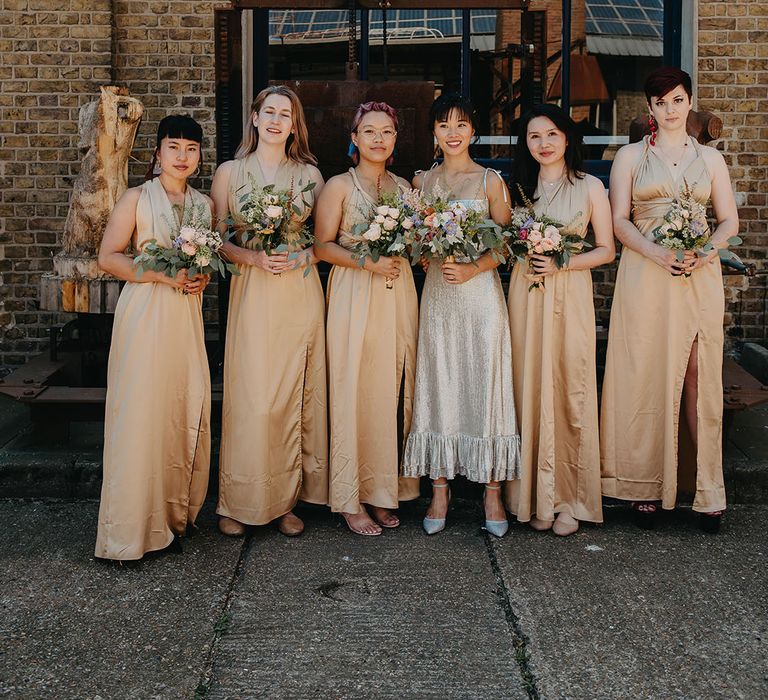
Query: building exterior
xmin=0 ymin=0 xmax=765 ymax=370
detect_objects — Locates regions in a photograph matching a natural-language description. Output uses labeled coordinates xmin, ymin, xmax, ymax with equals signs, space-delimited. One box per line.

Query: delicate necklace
xmin=657 ymin=137 xmax=689 ymax=168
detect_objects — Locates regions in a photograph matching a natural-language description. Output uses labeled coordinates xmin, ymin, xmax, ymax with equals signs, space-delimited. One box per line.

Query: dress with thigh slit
xmin=600 ymin=136 xmax=726 ymax=513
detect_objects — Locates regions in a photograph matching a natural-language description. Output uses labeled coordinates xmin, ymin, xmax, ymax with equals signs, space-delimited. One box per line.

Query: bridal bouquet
xmin=507 ymin=187 xmax=590 ymax=291
xmin=135 ymin=201 xmax=239 ymax=282
xmin=652 ymin=179 xmax=741 ymax=277
xmin=350 ymin=189 xmax=422 ymax=289
xmin=406 ymin=185 xmax=506 ymax=265
xmin=235 ymin=176 xmax=315 ymax=254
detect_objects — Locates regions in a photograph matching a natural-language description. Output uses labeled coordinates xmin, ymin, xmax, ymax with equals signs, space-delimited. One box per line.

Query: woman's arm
xmin=688 ymin=147 xmax=739 ymax=271
xmin=609 ymin=144 xmax=687 ymax=275
xmin=312 ymin=175 xmax=398 ymax=279
xmin=290 ymin=164 xmax=326 ymax=269
xmin=559 ymin=174 xmax=615 ymax=272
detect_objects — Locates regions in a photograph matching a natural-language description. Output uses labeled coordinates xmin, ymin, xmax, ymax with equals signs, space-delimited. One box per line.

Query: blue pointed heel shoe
xmin=423 ymin=482 xmax=450 ymax=535
xmin=484 ymin=484 xmax=509 ymax=538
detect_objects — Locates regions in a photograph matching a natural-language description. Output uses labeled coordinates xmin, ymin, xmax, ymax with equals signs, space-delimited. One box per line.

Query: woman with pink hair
xmin=315 ymin=102 xmax=420 ymax=536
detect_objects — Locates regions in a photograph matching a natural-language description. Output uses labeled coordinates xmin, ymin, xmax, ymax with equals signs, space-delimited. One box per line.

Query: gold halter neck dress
xmin=95 ymin=177 xmax=212 ymax=561
xmin=504 ymin=173 xmax=602 ymax=524
xmin=601 ymin=136 xmax=726 ymax=513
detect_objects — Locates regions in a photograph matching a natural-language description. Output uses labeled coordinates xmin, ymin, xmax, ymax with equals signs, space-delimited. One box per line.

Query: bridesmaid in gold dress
xmin=315 ymin=102 xmax=420 ymax=536
xmin=95 ymin=115 xmax=212 ymax=560
xmin=212 ymin=86 xmax=327 ymax=538
xmin=600 ymin=68 xmax=739 ymax=533
xmin=504 ymin=104 xmax=614 ymax=536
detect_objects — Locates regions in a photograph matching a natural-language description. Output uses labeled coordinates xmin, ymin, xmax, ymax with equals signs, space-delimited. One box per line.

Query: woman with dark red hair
xmin=315 ymin=102 xmax=420 ymax=536
xmin=600 ymin=67 xmax=739 ymax=533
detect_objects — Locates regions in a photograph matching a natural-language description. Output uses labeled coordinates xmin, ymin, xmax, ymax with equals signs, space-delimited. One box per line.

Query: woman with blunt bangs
xmin=600 ymin=67 xmax=739 ymax=533
xmin=95 ymin=115 xmax=212 ymax=561
xmin=505 ymin=104 xmax=614 ymax=537
xmin=212 ymin=85 xmax=328 ymax=539
xmin=315 ymin=101 xmax=420 ymax=536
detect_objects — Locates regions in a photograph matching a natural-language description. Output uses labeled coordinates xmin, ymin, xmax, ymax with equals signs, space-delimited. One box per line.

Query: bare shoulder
xmin=412 ymin=170 xmax=425 ymax=189
xmin=583 ymin=172 xmax=607 ymax=194
xmin=319 ymin=172 xmax=353 ymax=200
xmin=484 ymin=168 xmax=506 ymax=195
xmin=305 ymin=163 xmax=324 ymax=184
xmin=699 ymin=143 xmax=727 ymax=168
xmin=117 ymin=185 xmax=143 ymax=208
xmin=213 ymin=159 xmax=236 ymax=180
xmin=201 ymin=193 xmax=215 ymax=211
xmin=614 ymin=141 xmax=644 ymax=167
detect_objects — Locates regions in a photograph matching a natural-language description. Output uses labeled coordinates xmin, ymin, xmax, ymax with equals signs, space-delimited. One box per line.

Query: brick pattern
xmin=0 ymin=0 xmax=113 ymax=367
xmin=1 ymin=2 xmax=766 ymax=371
xmin=698 ymin=0 xmax=768 ymax=344
xmin=112 ymin=0 xmax=222 ymax=325
xmin=0 ymin=1 xmax=224 ymax=370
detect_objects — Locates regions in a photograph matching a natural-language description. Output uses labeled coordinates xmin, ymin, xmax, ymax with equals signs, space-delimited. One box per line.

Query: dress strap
xmin=483 ymin=168 xmax=508 ymax=204
xmin=418 ymin=161 xmax=439 ymax=195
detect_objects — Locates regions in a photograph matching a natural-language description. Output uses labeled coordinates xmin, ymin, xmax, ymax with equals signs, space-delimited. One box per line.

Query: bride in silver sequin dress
xmin=402 ymin=94 xmax=521 ymax=536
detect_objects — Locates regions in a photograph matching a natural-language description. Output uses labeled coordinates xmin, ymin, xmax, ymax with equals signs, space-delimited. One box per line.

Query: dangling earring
xmin=153 ymin=158 xmax=162 ymax=175
xmin=648 ymin=113 xmax=658 ymax=146
xmin=193 ymin=165 xmax=201 ymax=176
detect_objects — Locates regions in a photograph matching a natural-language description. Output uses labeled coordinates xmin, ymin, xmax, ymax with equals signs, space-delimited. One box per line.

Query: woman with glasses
xmin=314 ymin=102 xmax=420 ymax=536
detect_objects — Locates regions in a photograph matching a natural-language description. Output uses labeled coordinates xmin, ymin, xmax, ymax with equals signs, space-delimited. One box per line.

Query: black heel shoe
xmin=699 ymin=511 xmax=722 ymax=534
xmin=632 ymin=502 xmax=658 ymax=530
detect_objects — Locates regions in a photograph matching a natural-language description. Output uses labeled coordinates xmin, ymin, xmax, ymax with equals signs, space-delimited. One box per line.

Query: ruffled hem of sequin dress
xmin=402 ymin=431 xmax=521 ymax=483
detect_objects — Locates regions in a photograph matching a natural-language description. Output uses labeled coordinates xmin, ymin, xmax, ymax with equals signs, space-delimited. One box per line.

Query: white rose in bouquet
xmin=387 ymin=207 xmax=400 ymax=219
xmin=181 ymin=242 xmax=197 ymax=256
xmin=265 ymin=205 xmax=283 ymax=219
xmin=179 ymin=226 xmax=196 ymax=242
xmin=376 ymin=205 xmax=390 ymax=216
xmin=363 ymin=223 xmax=382 ymax=241
xmin=382 ymin=217 xmax=397 ymax=231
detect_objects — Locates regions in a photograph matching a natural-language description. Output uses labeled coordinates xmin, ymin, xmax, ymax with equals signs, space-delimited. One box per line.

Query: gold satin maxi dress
xmin=326 ymin=168 xmax=421 ymax=514
xmin=600 ymin=136 xmax=726 ymax=513
xmin=504 ymin=174 xmax=603 ymax=524
xmin=95 ymin=177 xmax=212 ymax=560
xmin=217 ymin=154 xmax=328 ymax=525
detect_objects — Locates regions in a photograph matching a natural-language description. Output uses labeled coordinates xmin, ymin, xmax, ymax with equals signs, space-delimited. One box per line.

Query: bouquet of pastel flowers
xmin=506 ymin=187 xmax=590 ymax=291
xmin=406 ymin=184 xmax=507 ymax=265
xmin=235 ymin=176 xmax=316 ymax=255
xmin=349 ymin=189 xmax=421 ymax=288
xmin=652 ymin=178 xmax=741 ymax=277
xmin=134 ymin=200 xmax=239 ymax=284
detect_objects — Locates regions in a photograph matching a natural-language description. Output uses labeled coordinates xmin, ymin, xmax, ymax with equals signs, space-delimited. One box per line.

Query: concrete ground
xmin=1 ymin=399 xmax=767 ymax=699
xmin=1 ymin=498 xmax=766 ymax=700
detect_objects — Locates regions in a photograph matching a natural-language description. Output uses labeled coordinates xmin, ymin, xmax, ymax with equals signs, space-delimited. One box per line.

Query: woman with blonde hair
xmin=315 ymin=101 xmax=420 ymax=536
xmin=212 ymin=85 xmax=328 ymax=538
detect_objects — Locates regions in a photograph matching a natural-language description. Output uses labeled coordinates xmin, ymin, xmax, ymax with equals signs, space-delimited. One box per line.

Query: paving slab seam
xmin=483 ymin=532 xmax=540 ymax=700
xmin=193 ymin=530 xmax=253 ymax=699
